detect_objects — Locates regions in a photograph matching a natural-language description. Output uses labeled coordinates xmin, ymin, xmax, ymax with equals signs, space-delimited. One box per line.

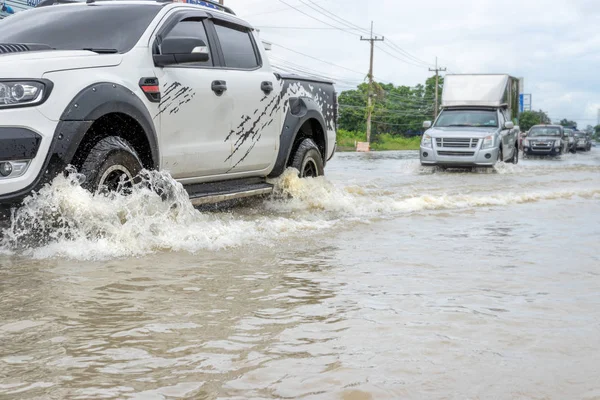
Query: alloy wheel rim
xmin=302 ymin=158 xmax=318 ymax=177
xmin=99 ymin=165 xmax=134 ymax=192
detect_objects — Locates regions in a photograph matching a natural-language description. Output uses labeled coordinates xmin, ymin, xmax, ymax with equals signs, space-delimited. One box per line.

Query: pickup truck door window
xmin=153 ymin=16 xmax=233 ymax=179
xmin=213 ymin=21 xmax=281 ymax=174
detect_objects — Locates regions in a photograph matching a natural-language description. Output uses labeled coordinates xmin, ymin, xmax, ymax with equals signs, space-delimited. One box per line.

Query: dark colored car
xmin=575 ymin=131 xmax=592 ymax=151
xmin=522 ymin=125 xmax=568 ymax=157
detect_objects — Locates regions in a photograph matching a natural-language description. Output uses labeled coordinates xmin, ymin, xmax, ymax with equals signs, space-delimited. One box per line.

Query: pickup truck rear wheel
xmin=290 ymin=138 xmax=324 ymax=178
xmin=80 ymin=136 xmax=143 ymax=194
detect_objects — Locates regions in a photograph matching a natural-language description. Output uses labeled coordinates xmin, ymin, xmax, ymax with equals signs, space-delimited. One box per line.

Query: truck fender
xmin=59 ymin=82 xmax=159 ymax=169
xmin=269 ymin=97 xmax=327 ymax=178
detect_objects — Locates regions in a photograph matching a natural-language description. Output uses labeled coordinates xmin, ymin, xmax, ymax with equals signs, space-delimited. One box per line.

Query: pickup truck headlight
xmin=554 ymin=139 xmax=561 ymax=148
xmin=481 ymin=135 xmax=494 ymax=149
xmin=0 ymin=80 xmax=51 ymax=108
xmin=421 ymin=133 xmax=432 ymax=148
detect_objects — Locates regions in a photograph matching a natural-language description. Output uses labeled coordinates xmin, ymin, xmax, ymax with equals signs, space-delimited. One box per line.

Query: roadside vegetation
xmin=337 ymin=129 xmax=421 ymax=151
xmin=335 ymin=76 xmax=439 ymax=151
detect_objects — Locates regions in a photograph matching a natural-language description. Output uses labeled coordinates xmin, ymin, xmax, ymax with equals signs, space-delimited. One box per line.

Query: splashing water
xmin=1 ymin=167 xmax=599 ymax=260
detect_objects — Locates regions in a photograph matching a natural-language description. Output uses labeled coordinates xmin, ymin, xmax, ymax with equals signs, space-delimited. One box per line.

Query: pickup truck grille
xmin=436 ymin=138 xmax=479 ymax=148
xmin=531 ymin=141 xmax=553 ymax=149
xmin=437 ymin=151 xmax=475 ymax=157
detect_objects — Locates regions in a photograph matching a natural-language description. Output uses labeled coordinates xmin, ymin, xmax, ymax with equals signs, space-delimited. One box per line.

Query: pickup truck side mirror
xmin=154 ymin=37 xmax=210 ymax=67
xmin=504 ymin=121 xmax=514 ymax=130
xmin=423 ymin=121 xmax=432 ymax=129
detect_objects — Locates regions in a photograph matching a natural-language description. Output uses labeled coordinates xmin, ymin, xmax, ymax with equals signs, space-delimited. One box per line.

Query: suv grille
xmin=531 ymin=141 xmax=553 ymax=149
xmin=436 ymin=138 xmax=479 ymax=148
xmin=437 ymin=151 xmax=475 ymax=157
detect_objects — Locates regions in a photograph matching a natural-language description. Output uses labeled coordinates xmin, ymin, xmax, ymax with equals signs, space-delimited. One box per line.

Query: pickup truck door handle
xmin=261 ymin=81 xmax=273 ymax=94
xmin=211 ymin=80 xmax=227 ymax=96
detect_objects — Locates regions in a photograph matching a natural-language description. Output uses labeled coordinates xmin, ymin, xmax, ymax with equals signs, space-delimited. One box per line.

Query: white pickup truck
xmin=0 ymin=0 xmax=337 ymax=210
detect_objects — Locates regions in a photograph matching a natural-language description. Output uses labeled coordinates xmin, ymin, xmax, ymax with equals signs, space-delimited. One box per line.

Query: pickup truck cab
xmin=420 ymin=74 xmax=519 ymax=168
xmin=0 ymin=0 xmax=337 ymax=209
xmin=522 ymin=125 xmax=568 ymax=157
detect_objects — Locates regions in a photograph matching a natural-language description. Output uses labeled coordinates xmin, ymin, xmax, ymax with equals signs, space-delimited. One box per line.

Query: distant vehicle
xmin=563 ymin=128 xmax=577 ymax=153
xmin=522 ymin=125 xmax=568 ymax=157
xmin=575 ymin=131 xmax=592 ymax=151
xmin=420 ymin=74 xmax=519 ymax=168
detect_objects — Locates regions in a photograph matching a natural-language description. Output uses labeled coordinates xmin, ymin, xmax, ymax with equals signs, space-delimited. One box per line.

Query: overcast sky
xmin=227 ymin=0 xmax=599 ymax=128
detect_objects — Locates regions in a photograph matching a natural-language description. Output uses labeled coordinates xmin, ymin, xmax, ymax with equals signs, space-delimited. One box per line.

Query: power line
xmin=269 ymin=41 xmax=368 ymax=77
xmin=244 ymin=0 xmax=335 ymax=17
xmin=298 ymin=0 xmax=371 ymax=35
xmin=375 ymin=44 xmax=429 ymax=69
xmin=255 ymin=26 xmax=365 ymax=30
xmin=276 ymin=0 xmax=361 ymax=37
xmin=383 ymin=41 xmax=434 ymax=68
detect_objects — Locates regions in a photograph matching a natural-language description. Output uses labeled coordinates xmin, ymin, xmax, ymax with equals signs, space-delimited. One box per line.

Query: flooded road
xmin=1 ymin=150 xmax=600 ymax=399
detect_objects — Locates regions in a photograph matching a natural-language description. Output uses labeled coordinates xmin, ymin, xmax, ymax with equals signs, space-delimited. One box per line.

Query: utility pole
xmin=218 ymin=0 xmax=223 ymax=4
xmin=360 ymin=22 xmax=384 ymax=146
xmin=429 ymin=57 xmax=446 ymax=120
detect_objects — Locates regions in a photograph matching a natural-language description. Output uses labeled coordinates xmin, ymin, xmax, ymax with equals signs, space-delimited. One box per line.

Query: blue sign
xmin=519 ymin=94 xmax=524 ymax=113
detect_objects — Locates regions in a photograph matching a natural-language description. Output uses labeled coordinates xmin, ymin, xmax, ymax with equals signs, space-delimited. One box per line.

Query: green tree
xmin=595 ymin=125 xmax=600 ymax=134
xmin=585 ymin=125 xmax=594 ymax=134
xmin=559 ymin=118 xmax=577 ymax=128
xmin=518 ymin=110 xmax=551 ymax=131
xmin=337 ymin=75 xmax=440 ymax=137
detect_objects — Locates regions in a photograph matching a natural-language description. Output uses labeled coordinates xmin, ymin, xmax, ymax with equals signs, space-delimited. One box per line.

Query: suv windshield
xmin=434 ymin=110 xmax=498 ymax=128
xmin=529 ymin=127 xmax=561 ymax=137
xmin=0 ymin=4 xmax=161 ymax=53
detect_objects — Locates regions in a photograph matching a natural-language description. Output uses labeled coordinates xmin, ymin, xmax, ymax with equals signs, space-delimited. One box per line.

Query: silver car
xmin=420 ymin=108 xmax=519 ymax=168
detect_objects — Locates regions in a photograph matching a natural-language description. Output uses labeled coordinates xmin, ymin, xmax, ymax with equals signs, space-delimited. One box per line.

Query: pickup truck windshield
xmin=434 ymin=110 xmax=498 ymax=128
xmin=528 ymin=127 xmax=561 ymax=137
xmin=0 ymin=4 xmax=161 ymax=53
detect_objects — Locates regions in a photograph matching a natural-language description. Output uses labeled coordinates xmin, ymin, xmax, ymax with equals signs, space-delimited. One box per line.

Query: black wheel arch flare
xmin=0 ymin=82 xmax=159 ymax=205
xmin=269 ymin=96 xmax=328 ymax=178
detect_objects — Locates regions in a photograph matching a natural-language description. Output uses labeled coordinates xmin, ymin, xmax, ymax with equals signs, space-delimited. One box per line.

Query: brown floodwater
xmin=1 ymin=150 xmax=600 ymax=399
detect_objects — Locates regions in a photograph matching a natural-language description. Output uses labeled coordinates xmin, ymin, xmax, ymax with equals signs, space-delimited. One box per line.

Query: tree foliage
xmin=337 ymin=75 xmax=441 ymax=137
xmin=559 ymin=118 xmax=577 ymax=128
xmin=518 ymin=110 xmax=551 ymax=131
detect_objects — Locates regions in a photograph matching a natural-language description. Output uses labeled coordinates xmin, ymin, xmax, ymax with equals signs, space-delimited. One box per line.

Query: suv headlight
xmin=0 ymin=80 xmax=52 ymax=109
xmin=421 ymin=133 xmax=432 ymax=148
xmin=554 ymin=139 xmax=561 ymax=148
xmin=481 ymin=135 xmax=494 ymax=149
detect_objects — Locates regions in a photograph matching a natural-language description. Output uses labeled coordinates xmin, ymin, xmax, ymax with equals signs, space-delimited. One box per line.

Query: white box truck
xmin=420 ymin=74 xmax=520 ymax=168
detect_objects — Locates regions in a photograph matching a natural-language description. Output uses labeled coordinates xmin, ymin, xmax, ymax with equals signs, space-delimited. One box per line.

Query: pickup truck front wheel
xmin=80 ymin=136 xmax=143 ymax=194
xmin=290 ymin=138 xmax=324 ymax=178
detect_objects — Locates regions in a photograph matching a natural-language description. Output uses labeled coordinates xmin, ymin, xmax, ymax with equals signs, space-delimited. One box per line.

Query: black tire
xmin=79 ymin=136 xmax=143 ymax=193
xmin=497 ymin=146 xmax=503 ymax=164
xmin=290 ymin=138 xmax=324 ymax=178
